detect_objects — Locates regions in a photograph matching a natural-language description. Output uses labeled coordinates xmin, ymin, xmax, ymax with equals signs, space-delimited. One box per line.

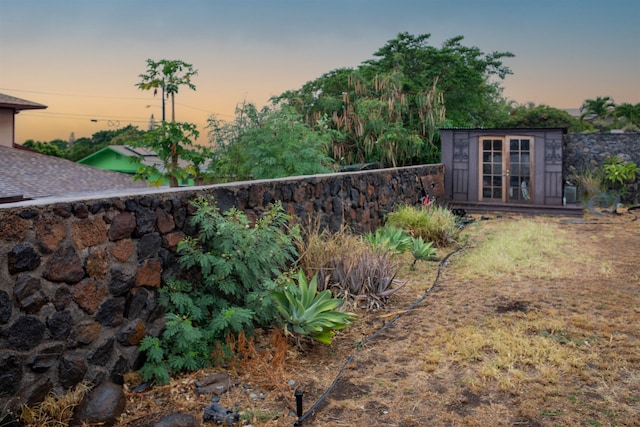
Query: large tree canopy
xmin=274 ymin=32 xmax=515 ymax=167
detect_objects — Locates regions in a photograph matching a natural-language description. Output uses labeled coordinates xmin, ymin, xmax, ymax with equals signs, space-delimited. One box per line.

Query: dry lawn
xmin=119 ymin=210 xmax=640 ymax=427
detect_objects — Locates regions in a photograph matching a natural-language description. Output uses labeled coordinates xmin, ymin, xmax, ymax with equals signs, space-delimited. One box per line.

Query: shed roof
xmin=0 ymin=93 xmax=47 ymax=111
xmin=0 ymin=145 xmax=147 ymax=202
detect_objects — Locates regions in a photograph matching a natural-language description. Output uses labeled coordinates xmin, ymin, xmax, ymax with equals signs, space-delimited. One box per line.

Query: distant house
xmin=78 ymin=145 xmax=200 ymax=186
xmin=0 ymin=93 xmax=47 ymax=148
xmin=439 ymin=127 xmax=582 ymax=216
xmin=0 ymin=145 xmax=147 ymax=204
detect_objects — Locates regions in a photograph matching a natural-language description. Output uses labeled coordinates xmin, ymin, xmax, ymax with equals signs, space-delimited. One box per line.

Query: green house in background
xmin=78 ymin=145 xmax=196 ymax=186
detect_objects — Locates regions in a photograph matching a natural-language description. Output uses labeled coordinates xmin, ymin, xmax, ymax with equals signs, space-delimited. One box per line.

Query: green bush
xmin=139 ymin=197 xmax=299 ymax=384
xmin=272 ymin=270 xmax=356 ymax=345
xmin=602 ymin=156 xmax=639 ymax=195
xmin=385 ymin=204 xmax=460 ymax=247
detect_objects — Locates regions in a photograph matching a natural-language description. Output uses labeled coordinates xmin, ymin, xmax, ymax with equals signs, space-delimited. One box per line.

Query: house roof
xmin=0 ymin=93 xmax=47 ymax=111
xmin=0 ymin=145 xmax=147 ymax=202
xmin=79 ymin=145 xmax=204 ymax=171
xmin=78 ymin=145 xmax=165 ymax=169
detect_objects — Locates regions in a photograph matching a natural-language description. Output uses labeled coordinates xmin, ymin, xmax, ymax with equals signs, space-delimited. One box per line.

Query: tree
xmin=614 ymin=102 xmax=640 ymax=130
xmin=580 ymin=96 xmax=615 ymax=122
xmin=136 ymin=59 xmax=198 ymax=122
xmin=131 ymin=121 xmax=209 ymax=187
xmin=207 ymin=102 xmax=336 ymax=181
xmin=498 ymin=103 xmax=588 ymax=132
xmin=275 ymin=32 xmax=514 ymax=166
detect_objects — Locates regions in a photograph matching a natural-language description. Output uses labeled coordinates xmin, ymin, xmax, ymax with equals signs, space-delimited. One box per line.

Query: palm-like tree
xmin=614 ymin=102 xmax=640 ymax=127
xmin=580 ymin=96 xmax=616 ymax=121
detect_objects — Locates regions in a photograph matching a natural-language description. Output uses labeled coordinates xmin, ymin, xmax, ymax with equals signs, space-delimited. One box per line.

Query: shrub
xmin=602 ymin=155 xmax=639 ymax=195
xmin=272 ymin=270 xmax=356 ymax=345
xmin=139 ymin=197 xmax=299 ymax=385
xmin=384 ymin=204 xmax=460 ymax=247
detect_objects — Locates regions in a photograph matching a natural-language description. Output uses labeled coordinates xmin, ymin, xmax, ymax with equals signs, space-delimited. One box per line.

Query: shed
xmin=440 ymin=128 xmax=581 ymax=215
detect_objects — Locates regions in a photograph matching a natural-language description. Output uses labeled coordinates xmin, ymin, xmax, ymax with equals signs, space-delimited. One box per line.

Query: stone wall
xmin=0 ymin=164 xmax=444 ymax=412
xmin=564 ymin=133 xmax=640 ymax=204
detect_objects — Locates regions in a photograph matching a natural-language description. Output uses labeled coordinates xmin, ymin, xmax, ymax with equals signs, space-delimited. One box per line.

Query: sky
xmin=1 ymin=0 xmax=639 ymax=144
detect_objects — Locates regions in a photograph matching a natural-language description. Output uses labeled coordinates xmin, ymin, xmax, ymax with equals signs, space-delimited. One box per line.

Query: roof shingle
xmin=0 ymin=145 xmax=147 ymax=201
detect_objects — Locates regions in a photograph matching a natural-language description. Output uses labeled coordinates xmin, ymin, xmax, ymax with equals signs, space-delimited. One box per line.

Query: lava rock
xmin=154 ymin=413 xmax=201 ymax=427
xmin=72 ymin=382 xmax=125 ymax=427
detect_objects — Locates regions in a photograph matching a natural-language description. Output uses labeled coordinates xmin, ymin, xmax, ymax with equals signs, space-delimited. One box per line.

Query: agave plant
xmin=272 ymin=270 xmax=357 ymax=345
xmin=409 ymin=236 xmax=437 ymax=270
xmin=364 ymin=225 xmax=412 ymax=254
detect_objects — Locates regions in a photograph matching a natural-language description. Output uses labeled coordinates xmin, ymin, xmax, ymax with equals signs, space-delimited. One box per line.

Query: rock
xmin=95 ymin=298 xmax=125 ymax=327
xmin=35 ymin=216 xmax=66 ymax=253
xmin=111 ymin=238 xmax=134 ymax=261
xmin=73 ymin=382 xmax=125 ymax=427
xmin=155 ymin=207 xmax=176 ymax=234
xmin=0 ymin=290 xmax=12 ymax=324
xmin=43 ymin=246 xmax=85 ymax=284
xmin=27 ymin=343 xmax=64 ymax=372
xmin=138 ymin=232 xmax=162 ymax=260
xmin=153 ymin=413 xmax=201 ymax=427
xmin=8 ymin=244 xmax=40 ymax=274
xmin=89 ymin=338 xmax=115 ymax=366
xmin=72 ymin=218 xmax=108 ymax=249
xmin=0 ymin=352 xmax=22 ymax=397
xmin=14 ymin=274 xmax=48 ymax=314
xmin=116 ymin=319 xmax=146 ymax=346
xmin=108 ymin=212 xmax=136 ymax=241
xmin=53 ymin=203 xmax=72 ymax=218
xmin=109 ymin=268 xmax=135 ymax=296
xmin=53 ymin=286 xmax=72 ymax=310
xmin=72 ymin=203 xmax=89 ymax=218
xmin=194 ymin=373 xmax=232 ymax=396
xmin=19 ymin=376 xmax=53 ymax=405
xmin=72 ymin=278 xmax=108 ymax=315
xmin=135 ymin=258 xmax=162 ymax=288
xmin=67 ymin=320 xmax=101 ymax=347
xmin=86 ymin=248 xmax=109 ymax=279
xmin=0 ymin=215 xmax=29 ymax=241
xmin=202 ymin=402 xmax=239 ymax=425
xmin=6 ymin=316 xmax=46 ymax=351
xmin=47 ymin=310 xmax=73 ymax=340
xmin=134 ymin=207 xmax=157 ymax=236
xmin=58 ymin=353 xmax=87 ymax=390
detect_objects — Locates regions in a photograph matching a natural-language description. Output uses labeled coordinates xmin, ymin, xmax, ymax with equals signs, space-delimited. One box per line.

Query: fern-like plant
xmin=272 ymin=270 xmax=356 ymax=345
xmin=138 ymin=197 xmax=299 ymax=385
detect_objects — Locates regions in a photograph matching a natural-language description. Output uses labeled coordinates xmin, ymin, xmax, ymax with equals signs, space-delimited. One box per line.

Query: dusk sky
xmin=1 ymin=0 xmax=639 ymax=144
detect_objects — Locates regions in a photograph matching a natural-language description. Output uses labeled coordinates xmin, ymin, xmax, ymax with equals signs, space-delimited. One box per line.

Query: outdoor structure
xmin=440 ymin=127 xmax=582 ymax=215
xmin=0 ymin=93 xmax=47 ymax=148
xmin=0 ymin=145 xmax=147 ymax=204
xmin=79 ymin=145 xmax=197 ymax=186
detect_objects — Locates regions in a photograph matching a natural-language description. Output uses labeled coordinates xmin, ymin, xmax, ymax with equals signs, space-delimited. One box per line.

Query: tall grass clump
xmin=385 ymin=204 xmax=460 ymax=247
xmin=295 ymin=220 xmax=405 ymax=308
xmin=569 ymin=169 xmax=607 ymax=202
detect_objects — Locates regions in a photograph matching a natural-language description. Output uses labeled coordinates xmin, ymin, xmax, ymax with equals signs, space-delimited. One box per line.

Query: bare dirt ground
xmin=119 ymin=210 xmax=640 ymax=427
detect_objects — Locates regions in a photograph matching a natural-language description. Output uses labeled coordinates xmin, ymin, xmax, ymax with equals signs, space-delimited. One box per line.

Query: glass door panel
xmin=480 ymin=136 xmax=533 ymax=203
xmin=480 ymin=139 xmax=504 ymax=200
xmin=507 ymin=138 xmax=532 ymax=203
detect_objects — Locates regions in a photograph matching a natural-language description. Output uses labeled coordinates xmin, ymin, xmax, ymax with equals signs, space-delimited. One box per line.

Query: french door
xmin=480 ymin=136 xmax=533 ymax=203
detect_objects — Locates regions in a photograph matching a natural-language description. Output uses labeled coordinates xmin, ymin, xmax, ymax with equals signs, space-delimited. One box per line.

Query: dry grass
xmin=118 ymin=212 xmax=640 ymax=427
xmin=19 ymin=382 xmax=91 ymax=427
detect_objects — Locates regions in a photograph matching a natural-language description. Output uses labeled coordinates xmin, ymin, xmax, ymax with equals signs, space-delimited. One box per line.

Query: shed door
xmin=479 ymin=136 xmax=533 ymax=203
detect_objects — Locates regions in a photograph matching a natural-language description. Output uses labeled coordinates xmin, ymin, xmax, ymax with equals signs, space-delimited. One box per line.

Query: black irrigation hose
xmin=293 ymin=244 xmax=466 ymax=426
